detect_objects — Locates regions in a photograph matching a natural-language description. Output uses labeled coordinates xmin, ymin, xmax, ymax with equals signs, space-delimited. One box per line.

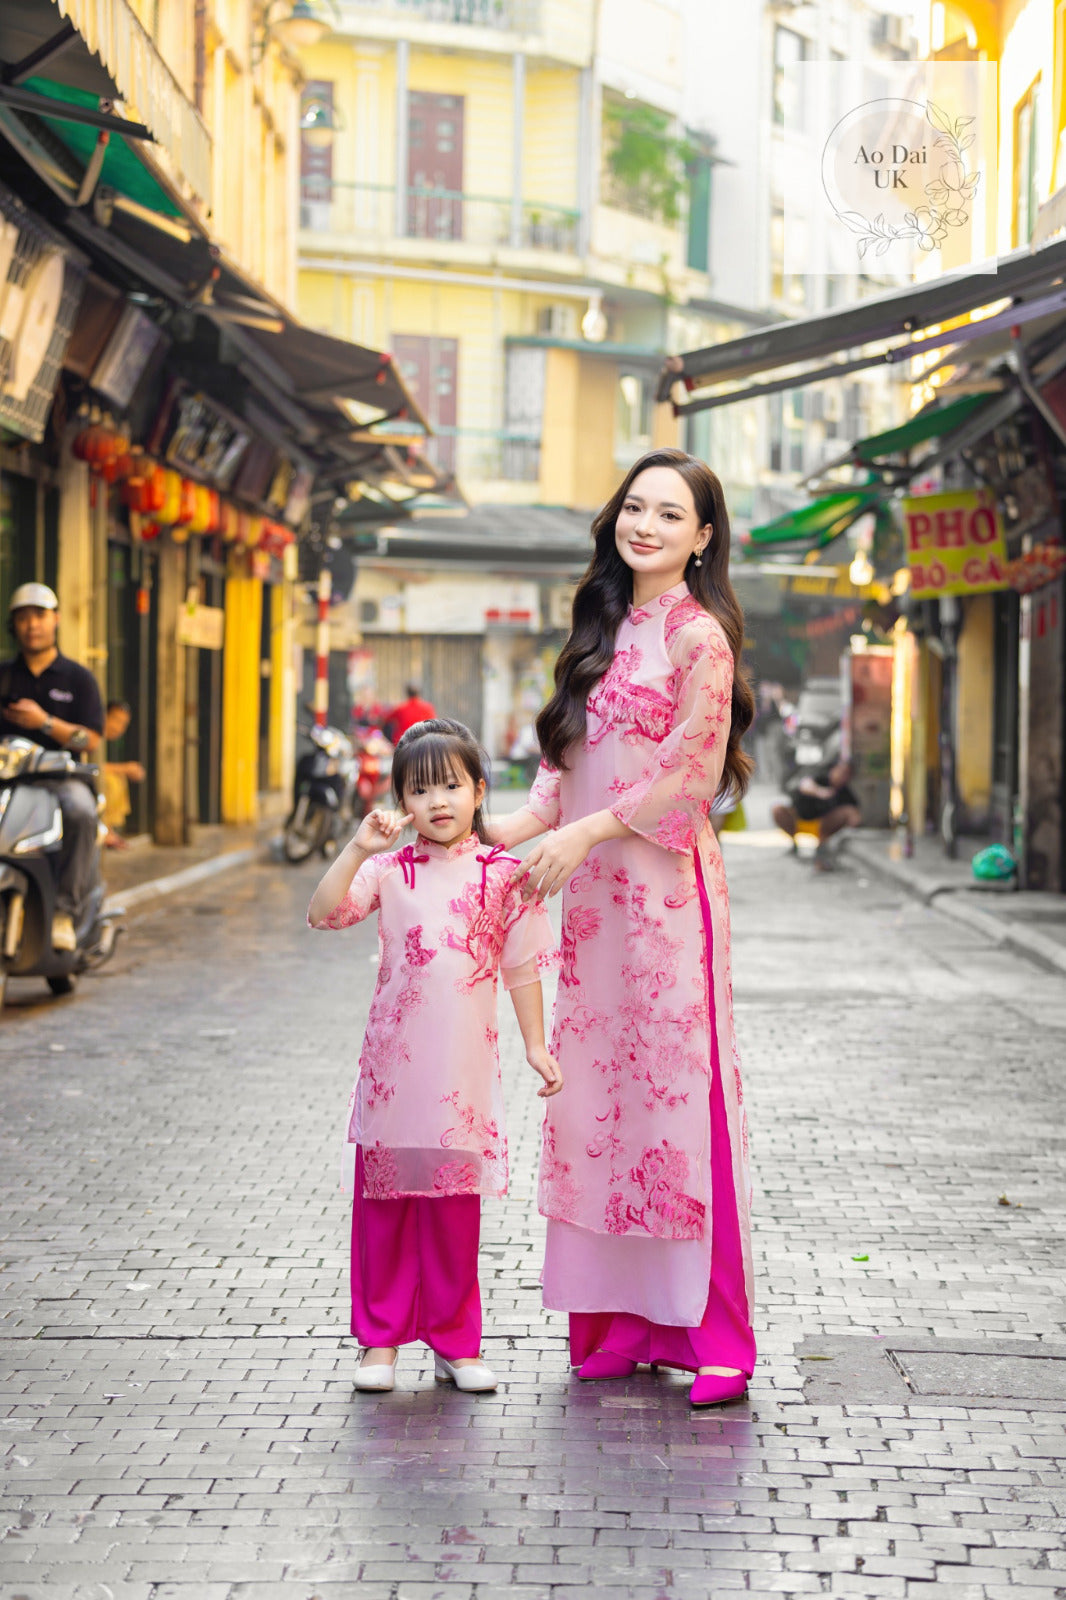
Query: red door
xmin=392 ymin=334 xmax=458 ymax=474
xmin=408 ymin=92 xmax=464 ymax=240
xmin=300 ymin=80 xmax=333 ymax=230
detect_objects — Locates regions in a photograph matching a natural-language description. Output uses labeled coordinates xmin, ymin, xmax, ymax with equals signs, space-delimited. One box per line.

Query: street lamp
xmin=301 ymin=89 xmax=345 ymax=149
xmin=251 ymin=1 xmax=335 ymax=64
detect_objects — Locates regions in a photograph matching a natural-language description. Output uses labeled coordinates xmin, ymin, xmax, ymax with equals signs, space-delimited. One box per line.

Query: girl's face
xmin=402 ymin=762 xmax=486 ymax=849
xmin=614 ymin=466 xmax=711 ymax=601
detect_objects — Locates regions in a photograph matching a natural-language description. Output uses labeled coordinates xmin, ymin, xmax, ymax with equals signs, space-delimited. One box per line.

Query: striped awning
xmin=50 ymin=0 xmax=211 ymax=206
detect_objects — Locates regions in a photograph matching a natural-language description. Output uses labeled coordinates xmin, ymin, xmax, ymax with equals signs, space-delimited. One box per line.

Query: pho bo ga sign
xmin=902 ymin=489 xmax=1008 ymax=599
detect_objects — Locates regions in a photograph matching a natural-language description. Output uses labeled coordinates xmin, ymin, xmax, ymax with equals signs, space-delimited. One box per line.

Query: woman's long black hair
xmin=536 ymin=447 xmax=754 ymax=800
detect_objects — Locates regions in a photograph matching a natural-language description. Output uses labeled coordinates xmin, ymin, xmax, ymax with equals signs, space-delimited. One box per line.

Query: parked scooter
xmin=0 ymin=737 xmax=122 ymax=1009
xmin=283 ymin=723 xmax=357 ymax=863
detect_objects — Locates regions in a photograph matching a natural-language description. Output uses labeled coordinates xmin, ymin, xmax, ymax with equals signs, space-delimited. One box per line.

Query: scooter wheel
xmin=47 ymin=974 xmax=77 ymax=996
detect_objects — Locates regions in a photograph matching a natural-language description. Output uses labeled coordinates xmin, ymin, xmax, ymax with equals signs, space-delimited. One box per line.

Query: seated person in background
xmin=101 ymin=699 xmax=146 ymax=848
xmin=772 ymin=759 xmax=861 ymax=870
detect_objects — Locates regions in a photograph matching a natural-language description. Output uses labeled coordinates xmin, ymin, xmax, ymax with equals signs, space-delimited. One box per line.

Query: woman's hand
xmin=353 ymin=808 xmax=412 ymax=855
xmin=527 ymin=1044 xmax=563 ymax=1097
xmin=512 ymin=819 xmax=594 ymax=900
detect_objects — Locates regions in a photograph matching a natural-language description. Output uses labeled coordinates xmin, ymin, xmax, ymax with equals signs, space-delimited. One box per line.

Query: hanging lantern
xmin=176 ymin=478 xmax=197 ymax=526
xmin=220 ymin=501 xmax=239 ymax=543
xmin=158 ymin=469 xmax=182 ymax=525
xmin=189 ymin=484 xmax=212 ymax=535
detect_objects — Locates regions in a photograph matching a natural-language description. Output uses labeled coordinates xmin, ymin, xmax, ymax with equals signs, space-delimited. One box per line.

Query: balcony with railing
xmin=423 ymin=427 xmax=541 ymax=484
xmin=299 ymin=180 xmax=580 ymax=257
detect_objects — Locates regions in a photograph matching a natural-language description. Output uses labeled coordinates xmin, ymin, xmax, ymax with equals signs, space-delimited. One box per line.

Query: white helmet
xmin=9 ymin=583 xmax=59 ymax=612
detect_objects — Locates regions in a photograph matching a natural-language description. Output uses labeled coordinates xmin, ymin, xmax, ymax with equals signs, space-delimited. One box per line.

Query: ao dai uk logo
xmin=822 ymin=98 xmax=980 ymax=265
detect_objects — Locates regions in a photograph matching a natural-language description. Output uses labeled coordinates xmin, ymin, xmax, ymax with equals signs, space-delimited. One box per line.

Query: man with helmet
xmin=0 ymin=584 xmax=105 ymax=951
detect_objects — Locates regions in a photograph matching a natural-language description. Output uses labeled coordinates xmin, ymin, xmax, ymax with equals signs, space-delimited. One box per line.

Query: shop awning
xmin=849 ymin=393 xmax=992 ymax=464
xmin=0 ymin=0 xmax=211 ymax=206
xmin=746 ymin=491 xmax=882 ymax=549
xmin=658 ymin=236 xmax=1066 ymax=413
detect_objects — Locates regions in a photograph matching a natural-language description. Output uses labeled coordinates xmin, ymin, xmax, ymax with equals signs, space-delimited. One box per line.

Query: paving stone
xmin=0 ymin=816 xmax=1064 ymax=1596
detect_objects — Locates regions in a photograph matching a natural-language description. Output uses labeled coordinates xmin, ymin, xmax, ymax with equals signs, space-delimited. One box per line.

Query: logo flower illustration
xmin=829 ymin=101 xmax=981 ymax=261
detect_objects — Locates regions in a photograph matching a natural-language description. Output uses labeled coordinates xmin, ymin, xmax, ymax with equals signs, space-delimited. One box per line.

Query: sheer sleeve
xmin=308 ymin=854 xmax=386 ymax=929
xmin=499 ymin=894 xmax=560 ymax=991
xmin=527 ymin=760 xmax=561 ymax=830
xmin=609 ymin=615 xmax=733 ymax=855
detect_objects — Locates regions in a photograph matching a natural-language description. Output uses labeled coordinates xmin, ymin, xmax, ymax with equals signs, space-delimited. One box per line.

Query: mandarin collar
xmin=413 ymin=831 xmax=483 ymax=860
xmin=627 ymin=580 xmax=690 ymax=625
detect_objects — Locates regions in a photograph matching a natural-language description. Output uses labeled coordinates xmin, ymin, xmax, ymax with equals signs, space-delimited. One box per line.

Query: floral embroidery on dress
xmin=404 ymin=925 xmax=436 ymax=967
xmin=362 ymin=1142 xmax=400 ymax=1198
xmin=587 ymin=645 xmax=674 ymax=749
xmin=604 ymin=1140 xmax=705 ymax=1240
xmin=559 ymin=905 xmax=602 ymax=987
xmin=443 ymin=870 xmax=522 ymax=990
xmin=432 ymin=1160 xmax=482 ymax=1196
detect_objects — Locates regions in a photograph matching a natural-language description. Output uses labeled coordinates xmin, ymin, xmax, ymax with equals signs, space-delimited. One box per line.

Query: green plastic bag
xmin=971 ymin=843 xmax=1016 ymax=882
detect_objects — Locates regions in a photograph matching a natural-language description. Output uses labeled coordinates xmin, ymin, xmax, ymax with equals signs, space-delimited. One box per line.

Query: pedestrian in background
xmin=308 ymin=717 xmax=561 ymax=1396
xmin=491 ymin=447 xmax=757 ymax=1410
xmin=772 ymin=759 xmax=861 ymax=871
xmin=101 ymin=700 xmax=146 ymax=848
xmin=383 ymin=682 xmax=436 ymax=745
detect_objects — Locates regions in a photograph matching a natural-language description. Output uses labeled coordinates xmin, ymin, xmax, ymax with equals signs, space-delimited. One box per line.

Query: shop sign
xmin=150 ymin=381 xmax=251 ymax=490
xmin=91 ymin=305 xmax=166 ymax=409
xmin=902 ymin=489 xmax=1008 ymax=599
xmin=176 ymin=595 xmax=225 ymax=650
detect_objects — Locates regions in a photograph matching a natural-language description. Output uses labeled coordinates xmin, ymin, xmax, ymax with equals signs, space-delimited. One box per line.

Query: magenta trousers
xmin=568 ymin=853 xmax=756 ymax=1376
xmin=350 ymin=1147 xmax=483 ymax=1359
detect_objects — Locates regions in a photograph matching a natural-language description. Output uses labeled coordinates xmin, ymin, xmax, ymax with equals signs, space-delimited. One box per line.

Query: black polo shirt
xmin=0 ymin=651 xmax=105 ymax=752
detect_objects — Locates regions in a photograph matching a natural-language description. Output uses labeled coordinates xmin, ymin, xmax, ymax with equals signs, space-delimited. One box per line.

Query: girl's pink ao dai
xmin=311 ymin=834 xmax=558 ymax=1201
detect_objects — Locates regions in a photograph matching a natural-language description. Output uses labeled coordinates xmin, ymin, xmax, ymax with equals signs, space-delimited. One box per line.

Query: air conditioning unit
xmin=536 ymin=304 xmax=577 ymax=340
xmin=873 ymin=12 xmax=909 ymax=51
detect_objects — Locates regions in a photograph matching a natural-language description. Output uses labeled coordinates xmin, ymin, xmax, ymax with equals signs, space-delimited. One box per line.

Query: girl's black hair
xmin=391 ymin=717 xmax=492 ymax=844
xmin=535 ymin=447 xmax=755 ymax=800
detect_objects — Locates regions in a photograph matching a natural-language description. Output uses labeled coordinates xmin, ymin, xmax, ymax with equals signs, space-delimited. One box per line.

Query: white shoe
xmin=354 ymin=1348 xmax=397 ymax=1392
xmin=433 ymin=1354 xmax=497 ymax=1392
xmin=51 ymin=913 xmax=77 ymax=952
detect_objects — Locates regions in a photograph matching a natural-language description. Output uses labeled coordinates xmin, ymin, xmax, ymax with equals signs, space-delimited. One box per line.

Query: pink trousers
xmin=350 ymin=1147 xmax=483 ymax=1359
xmin=568 ymin=854 xmax=756 ymax=1376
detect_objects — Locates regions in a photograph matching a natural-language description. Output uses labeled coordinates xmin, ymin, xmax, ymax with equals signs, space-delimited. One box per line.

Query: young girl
xmin=308 ymin=717 xmax=561 ymax=1395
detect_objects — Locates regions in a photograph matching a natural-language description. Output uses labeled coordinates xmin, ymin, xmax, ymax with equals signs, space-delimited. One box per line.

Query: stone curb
xmin=103 ymin=842 xmax=270 ymax=916
xmin=842 ymin=835 xmax=1066 ymax=978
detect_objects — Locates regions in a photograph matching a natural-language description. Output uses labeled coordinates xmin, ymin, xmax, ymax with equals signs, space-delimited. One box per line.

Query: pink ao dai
xmin=529 ymin=580 xmax=753 ymax=1327
xmin=310 ymin=834 xmax=558 ymax=1201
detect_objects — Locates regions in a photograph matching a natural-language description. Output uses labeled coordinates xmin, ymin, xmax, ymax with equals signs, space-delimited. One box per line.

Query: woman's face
xmin=614 ymin=466 xmax=710 ymax=597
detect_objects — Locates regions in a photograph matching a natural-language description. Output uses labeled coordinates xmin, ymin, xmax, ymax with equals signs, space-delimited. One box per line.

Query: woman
xmin=493 ymin=447 xmax=755 ymax=1408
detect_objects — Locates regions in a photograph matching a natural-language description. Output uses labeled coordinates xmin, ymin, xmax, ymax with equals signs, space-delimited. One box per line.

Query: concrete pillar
xmin=577 ymin=66 xmax=596 ymax=256
xmin=55 ymin=441 xmax=93 ymax=672
xmin=154 ymin=538 xmax=188 ymax=847
xmin=510 ymin=51 xmax=525 ymax=248
xmin=394 ymin=38 xmax=409 ymax=238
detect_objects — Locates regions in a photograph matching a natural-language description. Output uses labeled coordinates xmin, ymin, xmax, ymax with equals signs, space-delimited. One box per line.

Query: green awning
xmin=746 ymin=491 xmax=882 ymax=549
xmin=24 ymin=76 xmax=182 ymax=217
xmin=850 ymin=393 xmax=991 ymax=463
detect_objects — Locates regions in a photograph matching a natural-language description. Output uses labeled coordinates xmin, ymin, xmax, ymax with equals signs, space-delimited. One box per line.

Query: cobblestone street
xmin=2 ymin=804 xmax=1065 ymax=1600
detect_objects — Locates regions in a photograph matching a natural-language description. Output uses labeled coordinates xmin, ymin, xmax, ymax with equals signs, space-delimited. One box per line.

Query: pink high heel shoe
xmin=577 ymin=1350 xmax=638 ymax=1380
xmin=688 ymin=1370 xmax=748 ymax=1408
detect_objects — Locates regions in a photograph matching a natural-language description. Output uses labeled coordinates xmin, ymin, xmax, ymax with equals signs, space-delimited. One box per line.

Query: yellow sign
xmin=902 ymin=489 xmax=1008 ymax=599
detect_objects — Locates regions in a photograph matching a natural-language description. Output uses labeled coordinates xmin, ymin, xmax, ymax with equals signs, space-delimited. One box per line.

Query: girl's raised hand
xmin=527 ymin=1044 xmax=563 ymax=1097
xmin=353 ymin=808 xmax=413 ymax=854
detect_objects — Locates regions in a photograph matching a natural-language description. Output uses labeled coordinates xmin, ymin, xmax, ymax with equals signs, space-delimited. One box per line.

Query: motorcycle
xmin=283 ymin=723 xmax=357 ymax=863
xmin=0 ymin=737 xmax=122 ymax=1009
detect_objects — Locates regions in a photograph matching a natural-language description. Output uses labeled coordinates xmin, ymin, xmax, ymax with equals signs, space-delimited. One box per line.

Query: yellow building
xmin=896 ymin=1 xmax=1066 ymax=848
xmin=292 ymin=0 xmax=719 ymax=514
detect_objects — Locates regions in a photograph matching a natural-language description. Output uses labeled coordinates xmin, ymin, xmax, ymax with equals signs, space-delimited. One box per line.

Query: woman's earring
xmin=694 ymin=548 xmax=703 ymax=568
